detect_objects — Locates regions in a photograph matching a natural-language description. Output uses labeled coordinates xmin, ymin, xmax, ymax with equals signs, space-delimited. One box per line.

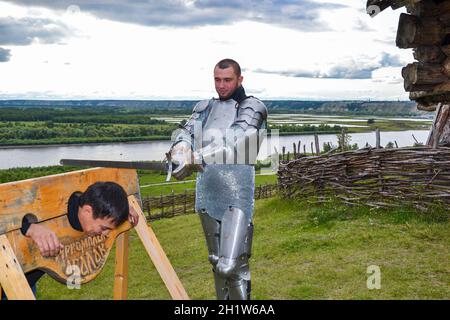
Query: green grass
xmin=36 ymin=197 xmax=449 ymax=300
xmin=3 ymin=166 xmax=446 ymax=299
xmin=0 ymin=165 xmax=88 ymax=183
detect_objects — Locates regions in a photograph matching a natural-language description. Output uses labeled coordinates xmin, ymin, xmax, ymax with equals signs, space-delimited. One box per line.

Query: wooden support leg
xmin=427 ymin=103 xmax=450 ymax=147
xmin=113 ymin=231 xmax=130 ymax=300
xmin=0 ymin=235 xmax=35 ymax=300
xmin=128 ymin=196 xmax=190 ymax=300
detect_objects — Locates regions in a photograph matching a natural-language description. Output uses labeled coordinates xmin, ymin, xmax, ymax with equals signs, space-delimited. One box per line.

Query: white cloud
xmin=0 ymin=0 xmax=411 ymax=100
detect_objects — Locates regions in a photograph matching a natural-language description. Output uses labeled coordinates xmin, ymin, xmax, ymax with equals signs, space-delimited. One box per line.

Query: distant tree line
xmin=0 ymin=107 xmax=180 ymax=123
xmin=0 ymin=122 xmax=176 ymax=141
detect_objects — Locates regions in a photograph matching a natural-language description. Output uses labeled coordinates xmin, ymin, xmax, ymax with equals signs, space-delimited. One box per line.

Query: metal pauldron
xmin=233 ymin=98 xmax=268 ymax=131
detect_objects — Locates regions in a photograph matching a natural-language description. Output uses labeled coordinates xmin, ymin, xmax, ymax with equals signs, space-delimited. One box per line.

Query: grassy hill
xmin=2 ymin=166 xmax=446 ymax=299
xmin=36 ymin=196 xmax=449 ymax=300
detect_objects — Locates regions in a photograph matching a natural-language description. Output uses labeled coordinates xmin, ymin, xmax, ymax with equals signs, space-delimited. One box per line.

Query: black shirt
xmin=228 ymin=85 xmax=248 ymax=103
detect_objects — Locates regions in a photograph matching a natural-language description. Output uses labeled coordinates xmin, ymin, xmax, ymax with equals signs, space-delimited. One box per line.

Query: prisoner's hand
xmin=26 ymin=224 xmax=63 ymax=257
xmin=128 ymin=206 xmax=139 ymax=227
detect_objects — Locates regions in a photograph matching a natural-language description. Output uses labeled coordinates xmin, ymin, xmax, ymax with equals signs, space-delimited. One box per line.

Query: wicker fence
xmin=278 ymin=146 xmax=450 ymax=210
xmin=142 ymin=183 xmax=278 ymax=220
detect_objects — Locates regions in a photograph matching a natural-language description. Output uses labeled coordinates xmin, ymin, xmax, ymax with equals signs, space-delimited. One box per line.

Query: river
xmin=0 ymin=130 xmax=430 ymax=169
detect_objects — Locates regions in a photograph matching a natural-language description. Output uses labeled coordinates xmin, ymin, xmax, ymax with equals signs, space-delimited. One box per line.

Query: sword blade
xmin=60 ymin=159 xmax=168 ymax=171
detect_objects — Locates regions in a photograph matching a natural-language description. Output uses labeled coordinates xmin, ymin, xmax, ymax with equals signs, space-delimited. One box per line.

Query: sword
xmin=60 ymin=153 xmax=176 ymax=182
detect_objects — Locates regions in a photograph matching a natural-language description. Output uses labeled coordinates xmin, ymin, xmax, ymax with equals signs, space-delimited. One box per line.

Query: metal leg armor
xmin=199 ymin=210 xmax=228 ymax=299
xmin=200 ymin=207 xmax=253 ymax=300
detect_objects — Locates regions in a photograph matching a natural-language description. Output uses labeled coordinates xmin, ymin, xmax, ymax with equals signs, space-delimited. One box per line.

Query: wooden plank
xmin=0 ymin=235 xmax=35 ymax=300
xmin=113 ymin=231 xmax=130 ymax=300
xmin=0 ymin=167 xmax=139 ymax=235
xmin=129 ymin=196 xmax=189 ymax=300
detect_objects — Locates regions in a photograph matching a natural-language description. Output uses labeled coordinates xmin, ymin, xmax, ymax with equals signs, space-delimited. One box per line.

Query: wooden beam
xmin=376 ymin=128 xmax=381 ymax=149
xmin=113 ymin=231 xmax=130 ymax=300
xmin=314 ymin=134 xmax=320 ymax=155
xmin=443 ymin=57 xmax=450 ymax=77
xmin=0 ymin=235 xmax=35 ymax=300
xmin=390 ymin=0 xmax=414 ymax=10
xmin=427 ymin=104 xmax=450 ymax=147
xmin=417 ymin=102 xmax=438 ymax=112
xmin=410 ymin=81 xmax=450 ymax=103
xmin=402 ymin=62 xmax=448 ymax=92
xmin=129 ymin=196 xmax=189 ymax=300
xmin=396 ymin=13 xmax=443 ymax=49
xmin=439 ymin=0 xmax=450 ymax=15
xmin=413 ymin=46 xmax=446 ymax=64
xmin=439 ymin=12 xmax=450 ymax=27
xmin=442 ymin=45 xmax=450 ymax=57
xmin=406 ymin=0 xmax=441 ymax=17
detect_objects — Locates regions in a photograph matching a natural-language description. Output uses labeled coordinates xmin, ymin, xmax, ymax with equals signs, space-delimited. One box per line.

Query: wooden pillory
xmin=0 ymin=167 xmax=189 ymax=300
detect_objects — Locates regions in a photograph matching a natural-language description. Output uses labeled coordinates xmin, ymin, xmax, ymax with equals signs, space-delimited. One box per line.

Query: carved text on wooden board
xmin=54 ymin=234 xmax=109 ymax=278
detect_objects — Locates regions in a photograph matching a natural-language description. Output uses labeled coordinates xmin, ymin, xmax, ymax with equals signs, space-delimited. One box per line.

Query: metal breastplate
xmin=202 ymin=99 xmax=237 ymax=148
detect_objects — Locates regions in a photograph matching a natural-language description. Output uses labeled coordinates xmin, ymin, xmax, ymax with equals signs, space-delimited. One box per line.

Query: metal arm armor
xmin=172 ymin=99 xmax=210 ymax=148
xmin=233 ymin=97 xmax=268 ymax=131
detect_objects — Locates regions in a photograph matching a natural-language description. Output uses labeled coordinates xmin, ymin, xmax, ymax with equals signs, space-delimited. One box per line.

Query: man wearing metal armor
xmin=168 ymin=59 xmax=267 ymax=300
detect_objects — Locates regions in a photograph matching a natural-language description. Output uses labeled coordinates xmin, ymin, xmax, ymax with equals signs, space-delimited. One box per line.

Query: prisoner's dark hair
xmin=215 ymin=58 xmax=241 ymax=77
xmin=79 ymin=181 xmax=129 ymax=227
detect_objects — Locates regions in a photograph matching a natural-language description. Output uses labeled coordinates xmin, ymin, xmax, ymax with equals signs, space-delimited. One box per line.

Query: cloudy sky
xmin=0 ymin=0 xmax=412 ymax=100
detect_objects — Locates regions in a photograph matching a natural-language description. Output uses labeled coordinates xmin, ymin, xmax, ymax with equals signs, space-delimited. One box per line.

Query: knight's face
xmin=214 ymin=66 xmax=243 ymax=100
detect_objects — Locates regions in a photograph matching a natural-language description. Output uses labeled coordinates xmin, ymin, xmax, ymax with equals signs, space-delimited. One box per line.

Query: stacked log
xmin=383 ymin=0 xmax=450 ymax=147
xmin=398 ymin=0 xmax=450 ymax=106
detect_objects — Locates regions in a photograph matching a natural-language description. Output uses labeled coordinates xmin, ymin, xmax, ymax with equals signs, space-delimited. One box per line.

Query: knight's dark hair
xmin=79 ymin=181 xmax=129 ymax=227
xmin=215 ymin=58 xmax=241 ymax=77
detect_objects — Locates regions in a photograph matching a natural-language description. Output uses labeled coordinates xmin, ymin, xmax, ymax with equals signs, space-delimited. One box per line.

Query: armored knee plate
xmin=199 ymin=210 xmax=229 ymax=299
xmin=198 ymin=210 xmax=220 ymax=267
xmin=216 ymin=207 xmax=253 ymax=282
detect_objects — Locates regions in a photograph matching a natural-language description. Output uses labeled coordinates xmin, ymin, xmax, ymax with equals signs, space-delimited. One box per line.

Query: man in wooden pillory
xmin=168 ymin=59 xmax=268 ymax=299
xmin=1 ymin=181 xmax=139 ymax=299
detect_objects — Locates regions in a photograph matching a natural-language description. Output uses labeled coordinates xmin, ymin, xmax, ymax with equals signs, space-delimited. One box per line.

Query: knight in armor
xmin=168 ymin=59 xmax=268 ymax=300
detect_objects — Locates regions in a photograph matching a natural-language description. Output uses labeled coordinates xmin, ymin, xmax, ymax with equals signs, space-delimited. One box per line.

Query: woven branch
xmin=278 ymin=146 xmax=450 ymax=210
